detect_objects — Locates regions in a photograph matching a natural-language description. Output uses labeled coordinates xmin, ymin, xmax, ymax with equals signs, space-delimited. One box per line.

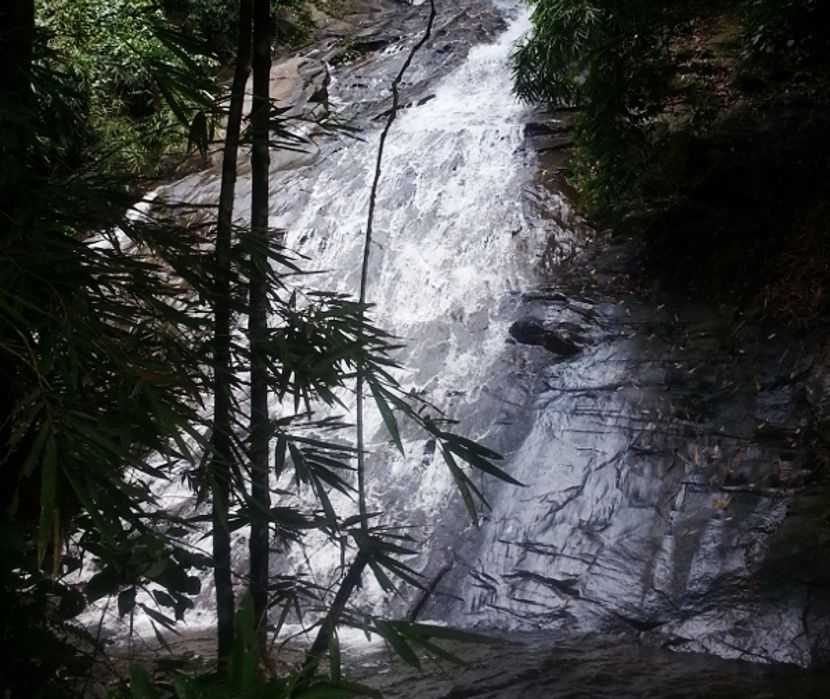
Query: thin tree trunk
xmin=300 ymin=0 xmax=437 ymax=682
xmin=248 ymin=0 xmax=272 ymax=651
xmin=211 ymin=0 xmax=253 ymax=663
xmin=0 ymin=0 xmax=34 ymax=216
xmin=299 ymin=551 xmax=368 ymax=683
xmin=0 ymin=0 xmax=34 ymax=106
xmin=0 ymin=1 xmax=34 ymax=492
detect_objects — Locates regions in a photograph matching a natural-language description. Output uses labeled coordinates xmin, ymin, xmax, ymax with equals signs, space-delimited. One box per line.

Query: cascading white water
xmin=130 ymin=2 xmax=558 ymax=634
xmin=259 ymin=5 xmax=548 ymax=616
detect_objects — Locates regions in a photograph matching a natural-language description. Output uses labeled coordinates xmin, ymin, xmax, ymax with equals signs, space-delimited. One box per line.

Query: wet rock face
xmin=424 ymin=232 xmax=830 ymax=667
xmin=264 ymin=56 xmax=330 ymax=119
xmin=523 ymin=121 xmax=572 ymax=153
xmin=301 ymin=0 xmax=508 ymax=123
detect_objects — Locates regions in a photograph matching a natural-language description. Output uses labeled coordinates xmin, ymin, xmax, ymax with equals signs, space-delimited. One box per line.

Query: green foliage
xmin=272 ymin=0 xmax=319 ymax=49
xmin=513 ymin=0 xmax=685 ymax=219
xmin=0 ymin=523 xmax=95 ymax=697
xmin=35 ymin=0 xmax=220 ymax=175
xmin=744 ymin=0 xmax=830 ymax=57
xmin=113 ymin=600 xmax=381 ymax=698
xmin=1 ymin=8 xmax=221 ymax=690
xmin=30 ymin=0 xmax=331 ymax=177
xmin=162 ymin=0 xmax=320 ymax=62
xmin=161 ymin=0 xmax=245 ymax=61
xmin=513 ymin=0 xmax=829 ymax=222
xmin=112 ymin=618 xmax=500 ymax=698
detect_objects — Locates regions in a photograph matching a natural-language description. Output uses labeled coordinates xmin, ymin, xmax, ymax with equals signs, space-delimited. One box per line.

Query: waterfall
xmin=259 ymin=2 xmax=547 ymax=620
xmin=136 ymin=0 xmax=554 ymax=635
xmin=107 ymin=0 xmax=829 ymax=669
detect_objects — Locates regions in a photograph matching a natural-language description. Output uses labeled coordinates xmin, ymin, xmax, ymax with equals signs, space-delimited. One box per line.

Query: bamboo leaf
xmin=139 ymin=604 xmax=179 ymax=632
xmin=275 ymin=434 xmax=287 ymax=479
xmin=442 ymin=448 xmax=480 ymax=525
xmin=446 ymin=441 xmax=524 ymax=486
xmin=375 ymin=620 xmax=421 ymax=669
xmin=405 ymin=622 xmax=503 ymax=645
xmin=129 ymin=663 xmax=159 ymax=699
xmin=368 ymin=381 xmax=403 ymax=454
xmin=118 ymin=586 xmax=137 ymax=618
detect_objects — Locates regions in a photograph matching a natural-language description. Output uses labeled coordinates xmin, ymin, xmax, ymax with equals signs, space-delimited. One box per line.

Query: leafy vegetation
xmin=34 ymin=0 xmax=219 ymax=175
xmin=514 ymin=0 xmax=830 ymax=316
xmin=1 ymin=0 xmax=513 ymax=695
xmin=744 ymin=0 xmax=830 ymax=57
xmin=31 ymin=0 xmax=330 ymax=177
xmin=514 ymin=0 xmax=830 ymax=224
xmin=513 ymin=0 xmax=690 ymax=220
xmin=513 ymin=0 xmax=684 ymax=219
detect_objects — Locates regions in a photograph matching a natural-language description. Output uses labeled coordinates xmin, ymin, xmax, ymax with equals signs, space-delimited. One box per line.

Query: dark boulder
xmin=509 ymin=318 xmax=582 ymax=357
